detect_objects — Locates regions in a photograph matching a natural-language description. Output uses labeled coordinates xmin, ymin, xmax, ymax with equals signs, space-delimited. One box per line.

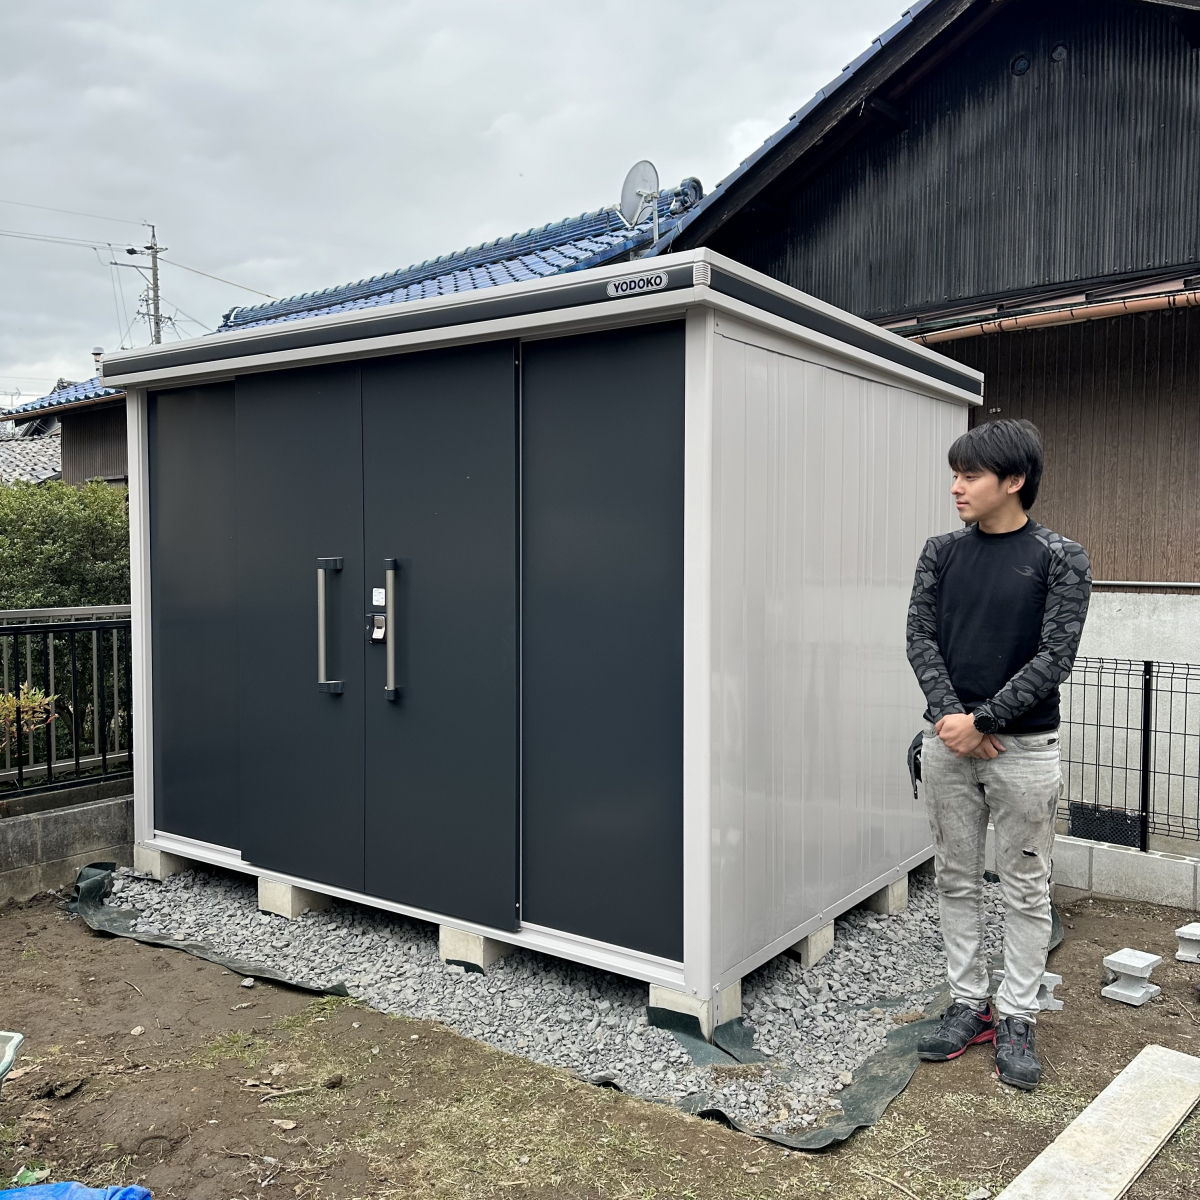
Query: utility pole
xmin=146 ymin=224 xmax=162 ymax=345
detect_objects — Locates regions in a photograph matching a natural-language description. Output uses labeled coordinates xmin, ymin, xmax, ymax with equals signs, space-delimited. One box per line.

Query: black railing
xmin=0 ymin=619 xmax=132 ymax=794
xmin=1060 ymin=657 xmax=1200 ymax=850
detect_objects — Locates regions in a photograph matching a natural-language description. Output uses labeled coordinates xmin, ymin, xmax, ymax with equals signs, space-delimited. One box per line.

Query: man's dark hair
xmin=948 ymin=418 xmax=1044 ymax=510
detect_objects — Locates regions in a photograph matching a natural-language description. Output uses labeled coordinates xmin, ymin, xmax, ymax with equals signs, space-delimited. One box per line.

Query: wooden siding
xmin=713 ymin=0 xmax=1200 ymax=320
xmin=938 ymin=307 xmax=1200 ymax=584
xmin=61 ymin=404 xmax=128 ymax=485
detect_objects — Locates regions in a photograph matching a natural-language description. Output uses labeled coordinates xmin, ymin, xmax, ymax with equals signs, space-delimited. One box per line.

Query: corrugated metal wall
xmin=940 ymin=307 xmax=1200 ymax=584
xmin=720 ymin=0 xmax=1200 ymax=319
xmin=62 ymin=404 xmax=128 ymax=485
xmin=708 ymin=324 xmax=965 ymax=978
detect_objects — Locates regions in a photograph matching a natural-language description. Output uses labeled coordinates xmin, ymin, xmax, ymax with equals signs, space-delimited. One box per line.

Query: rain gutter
xmin=902 ymin=289 xmax=1200 ymax=345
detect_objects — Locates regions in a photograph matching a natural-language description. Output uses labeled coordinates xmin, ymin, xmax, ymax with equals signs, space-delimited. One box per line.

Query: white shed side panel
xmin=709 ymin=330 xmax=965 ymax=980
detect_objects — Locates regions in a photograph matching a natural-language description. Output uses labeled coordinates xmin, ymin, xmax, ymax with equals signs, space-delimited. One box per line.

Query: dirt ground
xmin=1 ymin=891 xmax=1199 ymax=1200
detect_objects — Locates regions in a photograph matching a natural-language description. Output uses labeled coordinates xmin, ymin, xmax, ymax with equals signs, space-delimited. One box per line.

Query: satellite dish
xmin=620 ymin=160 xmax=660 ymax=227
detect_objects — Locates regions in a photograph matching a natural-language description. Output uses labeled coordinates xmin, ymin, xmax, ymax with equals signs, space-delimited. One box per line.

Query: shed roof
xmin=0 ymin=431 xmax=61 ymax=484
xmin=218 ymin=182 xmax=702 ymax=332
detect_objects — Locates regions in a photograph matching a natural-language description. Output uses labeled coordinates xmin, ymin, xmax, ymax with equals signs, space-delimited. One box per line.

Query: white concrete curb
xmin=985 ymin=827 xmax=1200 ymax=911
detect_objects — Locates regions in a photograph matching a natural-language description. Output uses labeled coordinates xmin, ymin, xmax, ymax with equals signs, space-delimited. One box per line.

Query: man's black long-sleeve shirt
xmin=906 ymin=519 xmax=1092 ymax=734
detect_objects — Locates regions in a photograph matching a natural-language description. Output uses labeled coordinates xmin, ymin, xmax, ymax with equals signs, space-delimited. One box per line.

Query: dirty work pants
xmin=921 ymin=724 xmax=1061 ymax=1021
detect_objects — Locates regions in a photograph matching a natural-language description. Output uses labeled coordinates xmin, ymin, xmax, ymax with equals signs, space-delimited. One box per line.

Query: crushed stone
xmin=106 ymin=867 xmax=1004 ymax=1134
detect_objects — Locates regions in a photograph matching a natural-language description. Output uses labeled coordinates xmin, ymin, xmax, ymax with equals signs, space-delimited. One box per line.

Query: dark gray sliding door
xmin=362 ymin=343 xmax=519 ymax=930
xmin=235 ymin=364 xmax=366 ymax=891
xmin=149 ymin=384 xmax=240 ymax=847
xmin=521 ymin=323 xmax=686 ymax=960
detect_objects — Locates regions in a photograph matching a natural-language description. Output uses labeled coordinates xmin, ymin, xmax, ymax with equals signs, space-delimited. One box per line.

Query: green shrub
xmin=0 ymin=479 xmax=130 ymax=608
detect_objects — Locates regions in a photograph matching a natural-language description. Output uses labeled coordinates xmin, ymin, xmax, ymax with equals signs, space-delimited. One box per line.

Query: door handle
xmin=384 ymin=558 xmax=398 ymax=701
xmin=317 ymin=557 xmax=344 ymax=694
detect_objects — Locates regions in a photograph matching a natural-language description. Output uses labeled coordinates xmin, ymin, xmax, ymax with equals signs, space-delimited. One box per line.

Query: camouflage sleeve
xmin=906 ymin=536 xmax=965 ymax=721
xmin=977 ymin=533 xmax=1092 ymax=728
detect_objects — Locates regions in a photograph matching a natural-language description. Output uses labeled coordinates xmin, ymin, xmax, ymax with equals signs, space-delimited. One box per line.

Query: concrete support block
xmin=1090 ymin=843 xmax=1197 ymax=910
xmin=790 ymin=921 xmax=834 ymax=969
xmin=133 ymin=844 xmax=189 ymax=880
xmin=439 ymin=926 xmax=509 ymax=972
xmin=1101 ymin=948 xmax=1162 ymax=1007
xmin=1175 ymin=923 xmax=1200 ymax=964
xmin=991 ymin=968 xmax=1064 ymax=1012
xmin=258 ymin=877 xmax=332 ymax=919
xmin=648 ymin=980 xmax=741 ymax=1042
xmin=864 ymin=873 xmax=908 ymax=916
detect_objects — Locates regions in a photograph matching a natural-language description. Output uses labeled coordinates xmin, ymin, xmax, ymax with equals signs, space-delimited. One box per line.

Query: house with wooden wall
xmin=8 ymin=377 xmax=128 ymax=486
xmin=653 ymin=0 xmax=1200 ymax=659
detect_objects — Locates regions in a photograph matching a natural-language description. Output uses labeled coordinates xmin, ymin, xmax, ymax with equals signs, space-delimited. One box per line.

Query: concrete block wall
xmin=985 ymin=826 xmax=1200 ymax=911
xmin=0 ymin=794 xmax=133 ymax=903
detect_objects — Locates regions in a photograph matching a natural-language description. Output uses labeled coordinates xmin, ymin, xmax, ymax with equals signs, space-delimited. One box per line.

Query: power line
xmin=0 ymin=227 xmax=133 ymax=251
xmin=158 ymin=257 xmax=277 ymax=299
xmin=0 ymin=197 xmax=143 ymax=226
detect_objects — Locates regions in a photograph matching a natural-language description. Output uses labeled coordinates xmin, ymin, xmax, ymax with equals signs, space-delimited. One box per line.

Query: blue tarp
xmin=0 ymin=1186 xmax=150 ymax=1200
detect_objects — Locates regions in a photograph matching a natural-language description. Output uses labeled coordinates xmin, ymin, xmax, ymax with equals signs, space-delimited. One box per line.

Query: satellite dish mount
xmin=619 ymin=160 xmax=661 ymax=245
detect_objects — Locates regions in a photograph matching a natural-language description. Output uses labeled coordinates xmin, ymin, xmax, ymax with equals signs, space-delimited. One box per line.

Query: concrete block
xmin=133 ymin=844 xmax=189 ymax=880
xmin=1176 ymin=922 xmax=1200 ymax=963
xmin=1049 ymin=835 xmax=1093 ymax=891
xmin=1090 ymin=843 xmax=1197 ymax=910
xmin=439 ymin=926 xmax=509 ymax=972
xmin=790 ymin=921 xmax=834 ymax=969
xmin=1101 ymin=948 xmax=1162 ymax=1006
xmin=991 ymin=968 xmax=1064 ymax=1013
xmin=38 ymin=797 xmax=133 ymax=863
xmin=0 ymin=864 xmax=41 ymax=904
xmin=649 ymin=980 xmax=741 ymax=1042
xmin=258 ymin=877 xmax=331 ymax=920
xmin=864 ymin=873 xmax=908 ymax=916
xmin=0 ymin=814 xmax=39 ymax=875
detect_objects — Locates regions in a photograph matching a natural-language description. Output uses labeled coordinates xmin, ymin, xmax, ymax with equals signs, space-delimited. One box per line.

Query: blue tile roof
xmin=218 ymin=183 xmax=701 ymax=332
xmin=7 ymin=377 xmax=122 ymax=419
xmin=646 ymin=1 xmax=934 ymax=255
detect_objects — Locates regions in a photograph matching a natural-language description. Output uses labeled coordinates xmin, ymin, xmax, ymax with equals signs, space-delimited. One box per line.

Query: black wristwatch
xmin=973 ymin=707 xmax=1001 ymax=734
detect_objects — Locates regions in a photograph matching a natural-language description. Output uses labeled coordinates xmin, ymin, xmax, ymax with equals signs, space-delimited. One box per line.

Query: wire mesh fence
xmin=1060 ymin=657 xmax=1200 ymax=849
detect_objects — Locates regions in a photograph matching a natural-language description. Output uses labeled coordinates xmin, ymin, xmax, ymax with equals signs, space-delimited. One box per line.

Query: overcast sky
xmin=1 ymin=0 xmax=906 ymax=402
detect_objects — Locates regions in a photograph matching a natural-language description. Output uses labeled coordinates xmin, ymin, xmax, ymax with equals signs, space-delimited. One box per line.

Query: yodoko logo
xmin=606 ymin=272 xmax=669 ymax=298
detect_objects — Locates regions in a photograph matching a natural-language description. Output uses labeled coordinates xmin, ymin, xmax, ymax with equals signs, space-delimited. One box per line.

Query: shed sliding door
xmin=150 ymin=327 xmax=682 ymax=952
xmin=232 ymin=348 xmax=519 ymax=924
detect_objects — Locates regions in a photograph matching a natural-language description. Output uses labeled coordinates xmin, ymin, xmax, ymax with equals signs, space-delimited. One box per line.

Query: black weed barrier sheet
xmin=68 ymin=863 xmax=348 ymax=996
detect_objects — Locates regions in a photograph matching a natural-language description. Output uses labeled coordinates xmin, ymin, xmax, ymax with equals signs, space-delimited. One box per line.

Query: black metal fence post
xmin=1140 ymin=659 xmax=1154 ymax=852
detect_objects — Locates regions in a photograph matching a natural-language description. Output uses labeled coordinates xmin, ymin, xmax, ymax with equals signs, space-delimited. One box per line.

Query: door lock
xmin=369 ymin=612 xmax=387 ymax=642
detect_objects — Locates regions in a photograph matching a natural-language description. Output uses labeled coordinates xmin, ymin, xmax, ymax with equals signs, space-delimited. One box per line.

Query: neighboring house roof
xmin=0 ymin=431 xmax=61 ymax=484
xmin=653 ymin=0 xmax=1200 ymax=256
xmin=7 ymin=376 xmax=123 ymax=423
xmin=218 ymin=181 xmax=703 ymax=331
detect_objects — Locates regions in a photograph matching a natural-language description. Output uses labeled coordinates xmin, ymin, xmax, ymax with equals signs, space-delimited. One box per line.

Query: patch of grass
xmin=277 ymin=994 xmax=361 ymax=1032
xmin=20 ymin=947 xmax=37 ymax=960
xmin=189 ymin=1029 xmax=270 ymax=1070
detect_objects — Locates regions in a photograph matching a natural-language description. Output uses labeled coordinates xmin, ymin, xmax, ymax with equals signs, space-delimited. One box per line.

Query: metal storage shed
xmin=102 ymin=248 xmax=982 ymax=1034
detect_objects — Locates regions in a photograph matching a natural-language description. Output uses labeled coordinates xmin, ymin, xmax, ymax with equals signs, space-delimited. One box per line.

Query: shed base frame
xmin=133 ymin=833 xmax=688 ymax=990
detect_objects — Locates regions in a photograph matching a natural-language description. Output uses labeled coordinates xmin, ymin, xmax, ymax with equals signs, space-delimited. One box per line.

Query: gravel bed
xmin=106 ymin=867 xmax=1004 ymax=1134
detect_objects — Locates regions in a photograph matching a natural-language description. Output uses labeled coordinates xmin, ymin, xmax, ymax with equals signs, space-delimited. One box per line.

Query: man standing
xmin=906 ymin=418 xmax=1090 ymax=1090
